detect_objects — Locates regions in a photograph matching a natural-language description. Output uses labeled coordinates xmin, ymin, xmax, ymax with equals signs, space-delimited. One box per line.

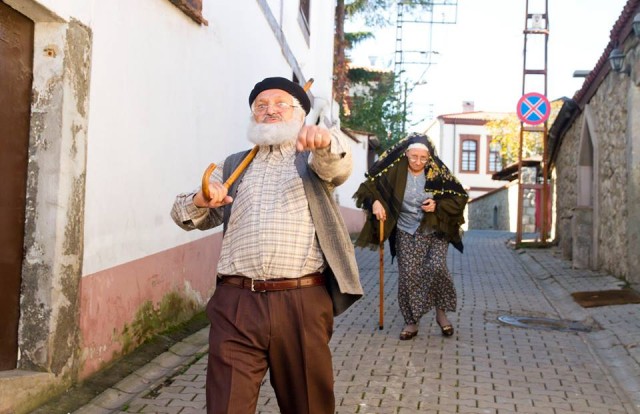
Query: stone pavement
xmin=70 ymin=230 xmax=640 ymax=414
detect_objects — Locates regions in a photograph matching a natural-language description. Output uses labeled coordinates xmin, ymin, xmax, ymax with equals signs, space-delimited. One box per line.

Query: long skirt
xmin=396 ymin=229 xmax=457 ymax=325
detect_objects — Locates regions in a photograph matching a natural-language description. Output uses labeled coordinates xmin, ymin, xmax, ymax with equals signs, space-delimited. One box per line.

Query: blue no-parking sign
xmin=517 ymin=92 xmax=550 ymax=125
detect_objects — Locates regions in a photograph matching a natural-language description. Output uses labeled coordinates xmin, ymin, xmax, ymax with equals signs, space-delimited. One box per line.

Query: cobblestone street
xmin=72 ymin=231 xmax=640 ymax=414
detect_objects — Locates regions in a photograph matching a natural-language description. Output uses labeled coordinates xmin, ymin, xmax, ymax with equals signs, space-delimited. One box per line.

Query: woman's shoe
xmin=437 ymin=321 xmax=454 ymax=337
xmin=399 ymin=330 xmax=418 ymax=340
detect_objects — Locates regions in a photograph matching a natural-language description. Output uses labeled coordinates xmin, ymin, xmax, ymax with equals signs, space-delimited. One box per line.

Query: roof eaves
xmin=572 ymin=0 xmax=640 ymax=107
xmin=547 ymin=98 xmax=580 ymax=169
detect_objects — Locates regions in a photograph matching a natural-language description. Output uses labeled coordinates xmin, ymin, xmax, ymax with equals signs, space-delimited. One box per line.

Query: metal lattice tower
xmin=516 ymin=0 xmax=550 ymax=245
xmin=392 ymin=1 xmax=458 ymax=132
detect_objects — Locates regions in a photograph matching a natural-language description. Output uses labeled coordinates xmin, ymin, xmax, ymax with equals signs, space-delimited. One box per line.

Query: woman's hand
xmin=372 ymin=200 xmax=387 ymax=221
xmin=421 ymin=198 xmax=437 ymax=213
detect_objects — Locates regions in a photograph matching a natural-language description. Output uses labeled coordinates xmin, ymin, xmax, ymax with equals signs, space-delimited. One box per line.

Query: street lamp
xmin=633 ymin=13 xmax=640 ymax=38
xmin=608 ymin=48 xmax=628 ymax=74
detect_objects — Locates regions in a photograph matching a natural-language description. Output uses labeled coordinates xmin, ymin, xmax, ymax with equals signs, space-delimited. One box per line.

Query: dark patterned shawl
xmin=353 ymin=133 xmax=469 ymax=255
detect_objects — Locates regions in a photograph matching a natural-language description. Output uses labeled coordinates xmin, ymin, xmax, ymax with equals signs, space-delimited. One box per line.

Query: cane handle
xmin=201 ymin=163 xmax=217 ymax=201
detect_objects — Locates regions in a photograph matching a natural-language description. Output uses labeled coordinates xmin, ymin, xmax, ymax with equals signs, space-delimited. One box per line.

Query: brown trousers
xmin=205 ymin=282 xmax=335 ymax=414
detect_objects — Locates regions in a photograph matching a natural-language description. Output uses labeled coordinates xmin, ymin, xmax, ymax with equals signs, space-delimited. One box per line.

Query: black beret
xmin=248 ymin=76 xmax=311 ymax=114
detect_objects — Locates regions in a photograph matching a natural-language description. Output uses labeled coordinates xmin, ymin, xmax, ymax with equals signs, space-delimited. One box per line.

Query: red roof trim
xmin=441 ymin=118 xmax=487 ymax=126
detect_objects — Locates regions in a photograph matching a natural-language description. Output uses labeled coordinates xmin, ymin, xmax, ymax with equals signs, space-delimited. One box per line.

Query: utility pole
xmin=516 ymin=0 xmax=550 ymax=245
xmin=402 ymin=80 xmax=408 ymax=134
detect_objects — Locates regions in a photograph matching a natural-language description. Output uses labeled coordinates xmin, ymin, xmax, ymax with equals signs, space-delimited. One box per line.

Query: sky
xmin=346 ymin=0 xmax=628 ymax=131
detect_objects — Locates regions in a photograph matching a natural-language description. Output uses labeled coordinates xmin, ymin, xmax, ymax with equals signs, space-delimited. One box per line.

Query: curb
xmin=72 ymin=328 xmax=209 ymax=414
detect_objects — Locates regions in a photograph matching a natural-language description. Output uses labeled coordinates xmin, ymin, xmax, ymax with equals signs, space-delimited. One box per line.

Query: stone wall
xmin=526 ymin=190 xmax=537 ymax=232
xmin=468 ymin=186 xmax=509 ymax=230
xmin=590 ymin=77 xmax=629 ymax=279
xmin=553 ymin=71 xmax=629 ymax=279
xmin=467 ymin=183 xmax=529 ymax=232
xmin=553 ymin=114 xmax=579 ymax=259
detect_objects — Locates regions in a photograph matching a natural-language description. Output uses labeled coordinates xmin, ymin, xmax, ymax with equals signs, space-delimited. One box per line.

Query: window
xmin=487 ymin=137 xmax=502 ymax=173
xmin=460 ymin=135 xmax=479 ymax=173
xmin=298 ymin=0 xmax=310 ymax=43
xmin=300 ymin=0 xmax=310 ymax=29
xmin=168 ymin=0 xmax=208 ymax=25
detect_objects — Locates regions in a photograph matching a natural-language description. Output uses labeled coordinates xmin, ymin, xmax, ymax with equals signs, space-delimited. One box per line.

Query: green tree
xmin=334 ymin=1 xmax=393 ymax=112
xmin=335 ymin=1 xmax=413 ymax=153
xmin=341 ymin=68 xmax=405 ymax=152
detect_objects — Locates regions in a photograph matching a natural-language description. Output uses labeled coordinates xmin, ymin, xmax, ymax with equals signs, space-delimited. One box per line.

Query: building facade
xmin=547 ymin=0 xmax=640 ymax=288
xmin=427 ymin=108 xmax=510 ymax=200
xmin=0 ymin=1 xmax=350 ymax=412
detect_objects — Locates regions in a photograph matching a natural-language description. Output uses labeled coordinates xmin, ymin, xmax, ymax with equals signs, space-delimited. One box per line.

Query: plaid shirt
xmin=171 ymin=132 xmax=352 ymax=279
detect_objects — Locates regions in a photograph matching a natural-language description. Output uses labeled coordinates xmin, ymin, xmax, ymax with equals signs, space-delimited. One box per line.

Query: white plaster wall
xmin=265 ymin=0 xmax=282 ymax=20
xmin=28 ymin=0 xmax=91 ymax=23
xmin=337 ymin=135 xmax=369 ymax=210
xmin=508 ymin=183 xmax=519 ymax=231
xmin=424 ymin=121 xmax=441 ymax=152
xmin=439 ymin=122 xmax=457 ymax=171
xmin=307 ymin=2 xmax=338 ymax=125
xmin=78 ymin=0 xmax=336 ymax=275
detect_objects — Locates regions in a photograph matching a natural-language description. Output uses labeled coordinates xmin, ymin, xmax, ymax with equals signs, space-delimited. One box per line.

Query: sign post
xmin=516 ymin=92 xmax=550 ymax=244
xmin=517 ymin=92 xmax=550 ymax=125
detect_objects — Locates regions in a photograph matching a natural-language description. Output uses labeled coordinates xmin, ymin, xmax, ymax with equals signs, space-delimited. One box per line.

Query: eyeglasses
xmin=408 ymin=155 xmax=429 ymax=163
xmin=252 ymin=102 xmax=299 ymax=115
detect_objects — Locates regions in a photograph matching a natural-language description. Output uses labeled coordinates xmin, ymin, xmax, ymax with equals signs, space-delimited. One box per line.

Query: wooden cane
xmin=379 ymin=219 xmax=385 ymax=330
xmin=201 ymin=78 xmax=315 ymax=201
xmin=302 ymin=78 xmax=314 ymax=92
xmin=200 ymin=145 xmax=260 ymax=201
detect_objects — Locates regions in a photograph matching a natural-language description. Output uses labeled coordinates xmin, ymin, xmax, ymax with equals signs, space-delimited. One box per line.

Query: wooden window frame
xmin=298 ymin=0 xmax=310 ymax=44
xmin=486 ymin=135 xmax=502 ymax=173
xmin=168 ymin=0 xmax=208 ymax=25
xmin=459 ymin=134 xmax=479 ymax=174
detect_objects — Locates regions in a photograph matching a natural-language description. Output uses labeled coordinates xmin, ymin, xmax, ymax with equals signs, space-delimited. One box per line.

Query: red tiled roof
xmin=440 ymin=111 xmax=511 ymax=120
xmin=438 ymin=111 xmax=511 ymax=125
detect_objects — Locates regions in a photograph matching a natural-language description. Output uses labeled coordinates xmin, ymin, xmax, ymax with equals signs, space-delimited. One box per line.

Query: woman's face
xmin=406 ymin=148 xmax=430 ymax=174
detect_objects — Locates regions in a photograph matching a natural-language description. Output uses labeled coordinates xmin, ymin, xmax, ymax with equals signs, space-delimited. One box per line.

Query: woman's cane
xmin=379 ymin=219 xmax=384 ymax=330
xmin=201 ymin=79 xmax=315 ymax=200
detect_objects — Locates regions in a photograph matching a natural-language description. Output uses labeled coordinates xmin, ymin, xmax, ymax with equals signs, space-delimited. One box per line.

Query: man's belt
xmin=218 ymin=273 xmax=325 ymax=292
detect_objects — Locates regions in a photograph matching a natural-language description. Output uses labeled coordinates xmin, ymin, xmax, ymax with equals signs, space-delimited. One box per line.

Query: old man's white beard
xmin=247 ymin=117 xmax=303 ymax=146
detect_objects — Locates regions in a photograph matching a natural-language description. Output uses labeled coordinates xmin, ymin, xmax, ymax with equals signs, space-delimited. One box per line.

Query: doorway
xmin=0 ymin=1 xmax=33 ymax=370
